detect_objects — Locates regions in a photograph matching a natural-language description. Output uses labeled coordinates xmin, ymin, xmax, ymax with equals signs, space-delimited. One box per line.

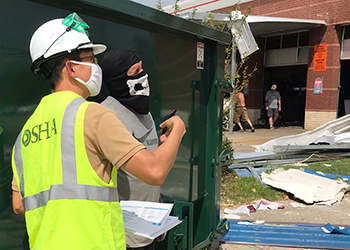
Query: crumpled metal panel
xmin=220 ymin=220 xmax=350 ymax=249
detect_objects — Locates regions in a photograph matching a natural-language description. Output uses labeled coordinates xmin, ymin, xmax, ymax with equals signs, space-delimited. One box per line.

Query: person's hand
xmin=278 ymin=107 xmax=281 ymax=111
xmin=159 ymin=130 xmax=170 ymax=142
xmin=265 ymin=106 xmax=268 ymax=111
xmin=159 ymin=116 xmax=186 ymax=143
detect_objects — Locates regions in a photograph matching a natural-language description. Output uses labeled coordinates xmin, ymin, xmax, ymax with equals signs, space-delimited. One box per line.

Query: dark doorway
xmin=338 ymin=60 xmax=350 ymax=117
xmin=263 ymin=65 xmax=307 ymax=127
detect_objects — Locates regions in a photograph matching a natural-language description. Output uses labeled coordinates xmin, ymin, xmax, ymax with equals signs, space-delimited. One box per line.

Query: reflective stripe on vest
xmin=14 ymin=98 xmax=119 ymax=212
xmin=14 ymin=132 xmax=24 ymax=198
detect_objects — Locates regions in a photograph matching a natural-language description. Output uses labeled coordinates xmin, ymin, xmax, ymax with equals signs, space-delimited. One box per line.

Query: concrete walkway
xmin=221 ymin=126 xmax=350 ymax=250
xmin=224 ymin=126 xmax=306 ymax=153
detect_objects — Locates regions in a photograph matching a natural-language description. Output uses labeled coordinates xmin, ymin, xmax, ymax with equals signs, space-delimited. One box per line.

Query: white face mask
xmin=71 ymin=60 xmax=103 ymax=97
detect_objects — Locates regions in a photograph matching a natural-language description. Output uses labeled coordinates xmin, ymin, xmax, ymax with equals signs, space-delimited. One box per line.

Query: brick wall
xmin=305 ymin=110 xmax=337 ymax=129
xmin=238 ymin=37 xmax=265 ymax=110
xmin=305 ymin=25 xmax=341 ymax=113
xmin=217 ymin=0 xmax=350 ymax=25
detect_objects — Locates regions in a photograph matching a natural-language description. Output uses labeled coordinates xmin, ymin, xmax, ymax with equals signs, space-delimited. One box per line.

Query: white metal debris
xmin=261 ymin=168 xmax=350 ymax=205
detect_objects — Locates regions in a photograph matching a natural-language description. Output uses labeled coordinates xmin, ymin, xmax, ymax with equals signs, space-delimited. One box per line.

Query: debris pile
xmin=229 ymin=115 xmax=350 ymax=186
xmin=223 ymin=198 xmax=284 ymax=219
xmin=261 ymin=168 xmax=350 ymax=205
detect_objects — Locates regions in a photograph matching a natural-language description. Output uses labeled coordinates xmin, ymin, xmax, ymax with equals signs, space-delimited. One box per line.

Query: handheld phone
xmin=161 ymin=109 xmax=177 ymax=135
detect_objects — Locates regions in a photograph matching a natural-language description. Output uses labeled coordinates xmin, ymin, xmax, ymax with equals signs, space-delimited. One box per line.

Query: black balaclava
xmin=101 ymin=49 xmax=150 ymax=114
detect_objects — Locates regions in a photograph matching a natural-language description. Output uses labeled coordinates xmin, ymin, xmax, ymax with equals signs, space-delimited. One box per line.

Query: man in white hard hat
xmin=11 ymin=13 xmax=185 ymax=250
xmin=265 ymin=84 xmax=281 ymax=130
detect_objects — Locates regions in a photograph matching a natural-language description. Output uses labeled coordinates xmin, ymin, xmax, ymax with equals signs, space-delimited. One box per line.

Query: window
xmin=341 ymin=26 xmax=350 ymax=59
xmin=265 ymin=32 xmax=309 ymax=66
xmin=266 ymin=36 xmax=281 ymax=50
xmin=344 ymin=26 xmax=350 ymax=40
xmin=282 ymin=33 xmax=298 ymax=48
xmin=266 ymin=32 xmax=309 ymax=50
xmin=299 ymin=32 xmax=309 ymax=46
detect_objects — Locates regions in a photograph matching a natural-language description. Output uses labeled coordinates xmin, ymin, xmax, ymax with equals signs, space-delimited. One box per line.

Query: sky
xmin=130 ymin=0 xmax=184 ymax=8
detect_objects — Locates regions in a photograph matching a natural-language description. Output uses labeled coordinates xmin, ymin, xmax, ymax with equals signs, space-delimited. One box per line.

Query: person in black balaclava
xmin=101 ymin=49 xmax=150 ymax=114
xmin=100 ymin=49 xmax=162 ymax=250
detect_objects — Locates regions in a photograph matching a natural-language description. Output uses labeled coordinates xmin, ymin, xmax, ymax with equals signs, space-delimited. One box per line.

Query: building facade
xmin=212 ymin=0 xmax=350 ymax=129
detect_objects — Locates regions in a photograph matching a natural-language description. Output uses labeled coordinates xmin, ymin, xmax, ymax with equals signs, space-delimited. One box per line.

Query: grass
xmin=220 ymin=157 xmax=350 ymax=208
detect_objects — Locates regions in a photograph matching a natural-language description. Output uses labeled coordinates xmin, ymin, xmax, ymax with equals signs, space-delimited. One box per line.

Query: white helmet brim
xmin=78 ymin=43 xmax=106 ymax=55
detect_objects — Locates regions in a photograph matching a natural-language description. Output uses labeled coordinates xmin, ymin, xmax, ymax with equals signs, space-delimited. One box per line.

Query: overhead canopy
xmin=179 ymin=12 xmax=326 ymax=37
xmin=246 ymin=15 xmax=326 ymax=37
xmin=163 ymin=0 xmax=254 ymax=14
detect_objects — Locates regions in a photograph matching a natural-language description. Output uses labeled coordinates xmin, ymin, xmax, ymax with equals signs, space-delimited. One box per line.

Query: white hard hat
xmin=30 ymin=14 xmax=106 ymax=77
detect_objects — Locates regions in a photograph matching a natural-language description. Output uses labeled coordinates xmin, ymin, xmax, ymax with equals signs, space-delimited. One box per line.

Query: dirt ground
xmin=220 ymin=127 xmax=350 ymax=250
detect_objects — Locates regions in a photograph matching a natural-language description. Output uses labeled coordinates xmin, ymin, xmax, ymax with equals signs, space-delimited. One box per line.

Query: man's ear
xmin=65 ymin=61 xmax=78 ymax=77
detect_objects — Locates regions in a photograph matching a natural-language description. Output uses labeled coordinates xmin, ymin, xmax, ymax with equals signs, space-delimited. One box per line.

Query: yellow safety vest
xmin=12 ymin=91 xmax=125 ymax=250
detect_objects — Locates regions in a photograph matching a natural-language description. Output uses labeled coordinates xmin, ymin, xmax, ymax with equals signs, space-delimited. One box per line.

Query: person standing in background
xmin=265 ymin=84 xmax=281 ymax=130
xmin=234 ymin=90 xmax=255 ymax=132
